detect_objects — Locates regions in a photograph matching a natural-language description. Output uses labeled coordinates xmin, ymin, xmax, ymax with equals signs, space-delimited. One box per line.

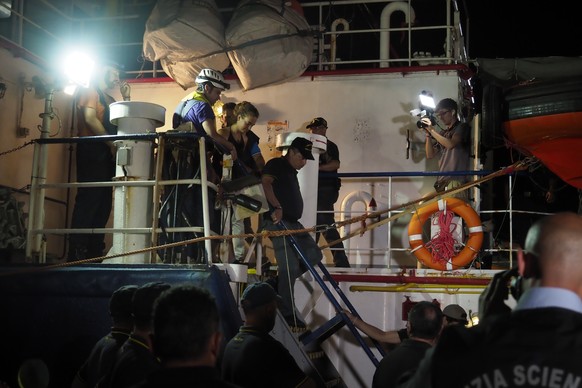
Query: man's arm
xmin=261 ymin=174 xmax=282 ymax=223
xmin=119 ymin=82 xmax=131 ymax=101
xmin=202 ymin=119 xmax=237 ymax=161
xmin=82 ymin=107 xmax=109 ymax=136
xmin=320 ymin=142 xmax=341 ymax=171
xmin=429 ymin=128 xmax=461 ymax=150
xmin=344 ymin=310 xmax=402 ymax=344
xmin=421 ymin=118 xmax=463 ymax=150
xmin=425 ymin=131 xmax=436 ymax=159
xmin=253 ymin=154 xmax=265 ymax=172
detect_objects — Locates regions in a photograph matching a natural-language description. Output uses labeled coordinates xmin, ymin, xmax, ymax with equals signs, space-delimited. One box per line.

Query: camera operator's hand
xmin=420 ymin=117 xmax=433 ymax=128
xmin=478 ymin=267 xmax=518 ymax=320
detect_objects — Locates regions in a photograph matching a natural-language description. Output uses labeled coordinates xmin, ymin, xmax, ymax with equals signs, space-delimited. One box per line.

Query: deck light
xmin=411 ymin=90 xmax=436 ymax=128
xmin=418 ymin=90 xmax=435 ymax=110
xmin=61 ymin=51 xmax=95 ymax=95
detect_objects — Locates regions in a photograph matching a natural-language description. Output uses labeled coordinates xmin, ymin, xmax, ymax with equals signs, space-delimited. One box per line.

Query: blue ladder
xmin=278 ymin=220 xmax=386 ymax=367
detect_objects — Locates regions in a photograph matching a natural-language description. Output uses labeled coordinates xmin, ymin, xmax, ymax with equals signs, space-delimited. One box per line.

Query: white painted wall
xmin=128 ymin=71 xmax=463 ymax=268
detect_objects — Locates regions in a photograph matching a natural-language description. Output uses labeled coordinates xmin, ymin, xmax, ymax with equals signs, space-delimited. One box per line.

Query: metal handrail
xmin=26 ymin=132 xmax=221 ymax=263
xmin=316 ymin=170 xmax=550 ymax=270
xmin=1 ymin=0 xmax=464 ymax=78
xmin=28 ymin=128 xmax=546 ymax=269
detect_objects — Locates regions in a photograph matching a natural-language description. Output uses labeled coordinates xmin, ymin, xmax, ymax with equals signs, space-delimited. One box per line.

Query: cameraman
xmin=422 ymin=98 xmax=471 ymax=200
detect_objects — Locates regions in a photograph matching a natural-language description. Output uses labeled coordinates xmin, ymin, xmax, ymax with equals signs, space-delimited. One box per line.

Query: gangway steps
xmin=277 ymin=221 xmax=387 ymax=367
xmin=272 ymin=310 xmax=346 ymax=387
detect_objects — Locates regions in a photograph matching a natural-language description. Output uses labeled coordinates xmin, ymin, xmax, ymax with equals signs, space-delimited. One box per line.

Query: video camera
xmin=410 ymin=108 xmax=436 ymax=129
xmin=410 ymin=90 xmax=437 ymax=129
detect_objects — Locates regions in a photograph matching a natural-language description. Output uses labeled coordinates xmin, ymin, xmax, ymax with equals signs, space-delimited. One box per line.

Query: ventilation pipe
xmin=340 ymin=190 xmax=376 ymax=258
xmin=108 ymin=101 xmax=165 ymax=264
xmin=330 ymin=18 xmax=349 ymax=70
xmin=380 ymin=1 xmax=415 ymax=68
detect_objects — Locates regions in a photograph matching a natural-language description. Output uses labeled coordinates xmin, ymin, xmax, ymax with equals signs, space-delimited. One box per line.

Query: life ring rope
xmin=408 ymin=198 xmax=484 ymax=271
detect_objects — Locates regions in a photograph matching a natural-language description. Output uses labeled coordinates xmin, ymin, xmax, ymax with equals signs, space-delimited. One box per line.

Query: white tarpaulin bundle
xmin=143 ymin=0 xmax=230 ymax=89
xmin=226 ymin=0 xmax=313 ymax=90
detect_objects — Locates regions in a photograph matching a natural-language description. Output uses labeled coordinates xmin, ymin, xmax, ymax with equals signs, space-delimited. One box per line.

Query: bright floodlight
xmin=419 ymin=91 xmax=435 ymax=110
xmin=62 ymin=51 xmax=95 ymax=95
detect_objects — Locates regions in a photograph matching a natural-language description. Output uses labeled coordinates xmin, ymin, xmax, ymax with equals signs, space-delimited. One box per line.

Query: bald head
xmin=524 ymin=212 xmax=582 ymax=294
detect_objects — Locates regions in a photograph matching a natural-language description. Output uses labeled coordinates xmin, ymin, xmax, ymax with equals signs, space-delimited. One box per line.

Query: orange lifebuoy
xmin=408 ymin=198 xmax=483 ymax=271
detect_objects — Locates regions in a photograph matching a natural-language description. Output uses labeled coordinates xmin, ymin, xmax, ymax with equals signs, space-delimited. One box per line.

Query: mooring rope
xmin=4 ymin=157 xmax=534 ymax=277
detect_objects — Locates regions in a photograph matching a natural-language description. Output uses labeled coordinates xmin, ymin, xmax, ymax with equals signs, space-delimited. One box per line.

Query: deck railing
xmin=26 ymin=134 xmax=546 ymax=270
xmin=0 ymin=0 xmax=466 ymax=78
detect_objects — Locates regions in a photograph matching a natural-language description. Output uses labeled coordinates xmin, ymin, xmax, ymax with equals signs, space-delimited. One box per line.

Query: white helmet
xmin=195 ymin=68 xmax=230 ymax=90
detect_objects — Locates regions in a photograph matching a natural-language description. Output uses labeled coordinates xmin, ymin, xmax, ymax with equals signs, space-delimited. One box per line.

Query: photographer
xmin=422 ymin=98 xmax=471 ymax=200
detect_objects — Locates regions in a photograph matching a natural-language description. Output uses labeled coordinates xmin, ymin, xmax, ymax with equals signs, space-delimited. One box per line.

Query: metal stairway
xmin=267 ymin=221 xmax=387 ymax=386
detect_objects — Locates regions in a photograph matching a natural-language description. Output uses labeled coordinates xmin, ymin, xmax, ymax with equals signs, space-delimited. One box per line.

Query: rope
xmin=10 ymin=158 xmax=536 ymax=277
xmin=425 ymin=210 xmax=458 ymax=264
xmin=319 ymin=157 xmax=535 ymax=250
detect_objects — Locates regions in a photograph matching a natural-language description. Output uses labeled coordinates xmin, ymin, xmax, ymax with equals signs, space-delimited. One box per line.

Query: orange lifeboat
xmin=502 ymin=77 xmax=582 ymax=189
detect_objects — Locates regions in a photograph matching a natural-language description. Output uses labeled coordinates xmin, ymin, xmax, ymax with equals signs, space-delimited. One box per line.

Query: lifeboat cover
xmin=226 ymin=0 xmax=313 ymax=91
xmin=143 ymin=0 xmax=230 ymax=89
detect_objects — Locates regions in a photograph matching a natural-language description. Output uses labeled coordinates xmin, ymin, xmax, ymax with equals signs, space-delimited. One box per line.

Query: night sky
xmin=465 ymin=1 xmax=581 ymax=59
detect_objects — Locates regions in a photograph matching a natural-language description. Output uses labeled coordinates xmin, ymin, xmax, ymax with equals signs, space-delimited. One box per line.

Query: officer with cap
xmin=72 ymin=284 xmax=138 ymax=388
xmin=221 ymin=282 xmax=317 ymax=388
xmin=102 ymin=282 xmax=171 ymax=388
xmin=307 ymin=117 xmax=350 ymax=268
xmin=442 ymin=304 xmax=468 ymax=326
xmin=261 ymin=138 xmax=323 ymax=328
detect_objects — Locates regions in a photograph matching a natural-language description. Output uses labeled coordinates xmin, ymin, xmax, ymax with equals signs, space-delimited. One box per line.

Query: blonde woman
xmin=218 ymin=101 xmax=264 ymax=263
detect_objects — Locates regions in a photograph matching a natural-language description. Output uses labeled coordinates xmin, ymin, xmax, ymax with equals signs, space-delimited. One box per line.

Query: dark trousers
xmin=263 ymin=219 xmax=322 ymax=321
xmin=316 ymin=186 xmax=350 ymax=267
xmin=68 ymin=142 xmax=114 ymax=261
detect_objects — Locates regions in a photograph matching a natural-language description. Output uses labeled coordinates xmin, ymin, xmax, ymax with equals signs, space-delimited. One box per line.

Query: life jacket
xmin=172 ymin=91 xmax=210 ymax=129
